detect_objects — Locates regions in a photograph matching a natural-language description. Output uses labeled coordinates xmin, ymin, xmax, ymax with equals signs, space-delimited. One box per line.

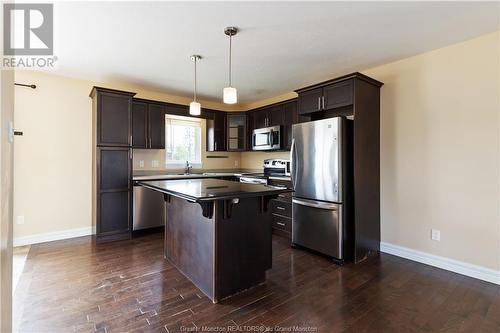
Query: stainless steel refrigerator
xmin=290 ymin=117 xmax=353 ymax=260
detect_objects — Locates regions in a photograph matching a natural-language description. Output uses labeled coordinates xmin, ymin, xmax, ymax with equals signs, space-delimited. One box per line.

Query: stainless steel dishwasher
xmin=133 ymin=185 xmax=165 ymax=230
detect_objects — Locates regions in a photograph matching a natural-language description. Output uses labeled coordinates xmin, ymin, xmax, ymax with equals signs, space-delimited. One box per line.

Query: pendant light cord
xmin=229 ymin=34 xmax=232 ymax=87
xmin=194 ymin=57 xmax=197 ymax=102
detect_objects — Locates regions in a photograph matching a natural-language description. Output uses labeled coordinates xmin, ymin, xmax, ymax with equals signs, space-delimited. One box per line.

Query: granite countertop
xmin=138 ymin=179 xmax=292 ymax=202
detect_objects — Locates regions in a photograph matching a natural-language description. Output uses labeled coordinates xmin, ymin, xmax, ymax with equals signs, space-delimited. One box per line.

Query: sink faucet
xmin=185 ymin=161 xmax=192 ymax=175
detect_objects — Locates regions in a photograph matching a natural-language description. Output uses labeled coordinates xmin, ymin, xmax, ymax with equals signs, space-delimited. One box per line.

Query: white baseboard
xmin=380 ymin=242 xmax=500 ymax=285
xmin=13 ymin=227 xmax=93 ymax=247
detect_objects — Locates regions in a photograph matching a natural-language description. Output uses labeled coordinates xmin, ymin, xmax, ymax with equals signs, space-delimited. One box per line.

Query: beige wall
xmin=13 ymin=32 xmax=500 ymax=272
xmin=240 ymin=151 xmax=290 ymax=169
xmin=364 ymin=31 xmax=499 ymax=270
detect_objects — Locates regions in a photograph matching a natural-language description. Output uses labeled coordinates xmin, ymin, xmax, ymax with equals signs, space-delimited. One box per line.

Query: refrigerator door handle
xmin=292 ymin=198 xmax=338 ymax=210
xmin=290 ymin=138 xmax=297 ymax=189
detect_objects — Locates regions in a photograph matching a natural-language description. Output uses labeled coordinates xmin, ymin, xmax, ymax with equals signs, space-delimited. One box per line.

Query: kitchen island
xmin=138 ymin=178 xmax=292 ymax=303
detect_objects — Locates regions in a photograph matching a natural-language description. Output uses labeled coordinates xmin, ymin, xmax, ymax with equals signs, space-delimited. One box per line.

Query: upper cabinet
xmin=282 ymin=100 xmax=298 ymax=150
xmin=206 ymin=110 xmax=227 ymax=152
xmin=298 ymin=78 xmax=354 ymax=115
xmin=132 ymin=101 xmax=147 ymax=148
xmin=227 ymin=113 xmax=247 ymax=151
xmin=246 ymin=98 xmax=299 ymax=151
xmin=148 ymin=103 xmax=165 ymax=149
xmin=132 ymin=99 xmax=165 ymax=149
xmin=90 ymin=87 xmax=135 ymax=147
xmin=251 ymin=105 xmax=283 ymax=129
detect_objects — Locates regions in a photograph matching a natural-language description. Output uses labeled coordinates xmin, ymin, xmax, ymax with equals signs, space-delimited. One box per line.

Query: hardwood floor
xmin=14 ymin=232 xmax=500 ymax=333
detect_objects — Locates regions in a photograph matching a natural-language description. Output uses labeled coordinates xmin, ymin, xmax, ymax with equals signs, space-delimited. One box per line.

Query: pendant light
xmin=189 ymin=55 xmax=202 ymax=116
xmin=223 ymin=27 xmax=238 ymax=104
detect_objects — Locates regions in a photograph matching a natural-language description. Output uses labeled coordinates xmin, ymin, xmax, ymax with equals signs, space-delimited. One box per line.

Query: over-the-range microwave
xmin=252 ymin=125 xmax=282 ymax=151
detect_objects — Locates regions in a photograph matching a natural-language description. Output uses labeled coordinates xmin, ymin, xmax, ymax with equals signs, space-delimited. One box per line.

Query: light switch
xmin=431 ymin=229 xmax=441 ymax=241
xmin=16 ymin=216 xmax=24 ymax=225
xmin=139 ymin=160 xmax=144 ymax=168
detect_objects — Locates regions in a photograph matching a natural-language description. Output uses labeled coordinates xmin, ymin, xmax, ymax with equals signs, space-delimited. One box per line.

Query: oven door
xmin=252 ymin=126 xmax=281 ymax=151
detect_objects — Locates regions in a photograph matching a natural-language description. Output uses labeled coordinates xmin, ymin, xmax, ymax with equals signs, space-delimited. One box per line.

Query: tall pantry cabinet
xmin=90 ymin=87 xmax=136 ymax=242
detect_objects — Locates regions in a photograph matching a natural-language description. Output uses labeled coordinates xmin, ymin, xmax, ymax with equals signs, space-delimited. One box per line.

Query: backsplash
xmin=240 ymin=151 xmax=290 ymax=169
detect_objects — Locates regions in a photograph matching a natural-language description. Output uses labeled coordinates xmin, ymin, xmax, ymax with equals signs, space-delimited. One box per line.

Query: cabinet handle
xmin=322 ymin=96 xmax=325 ymax=110
xmin=130 ymin=135 xmax=132 ymax=146
xmin=276 ymin=222 xmax=285 ymax=226
xmin=215 ymin=142 xmax=217 ymax=151
xmin=318 ymin=97 xmax=321 ymax=110
xmin=276 ymin=206 xmax=285 ymax=210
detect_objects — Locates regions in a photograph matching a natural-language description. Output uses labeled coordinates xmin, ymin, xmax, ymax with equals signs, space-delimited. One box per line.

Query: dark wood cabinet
xmin=95 ymin=90 xmax=132 ymax=147
xmin=132 ymin=101 xmax=147 ymax=148
xmin=97 ymin=147 xmax=132 ymax=237
xmin=90 ymin=87 xmax=135 ymax=243
xmin=282 ymin=101 xmax=298 ymax=150
xmin=298 ymin=88 xmax=323 ymax=115
xmin=132 ymin=100 xmax=165 ymax=149
xmin=268 ymin=178 xmax=293 ymax=239
xmin=148 ymin=103 xmax=165 ymax=149
xmin=252 ymin=109 xmax=268 ymax=129
xmin=246 ymin=98 xmax=299 ymax=151
xmin=206 ymin=110 xmax=227 ymax=152
xmin=227 ymin=113 xmax=247 ymax=151
xmin=298 ymin=79 xmax=354 ymax=115
xmin=267 ymin=106 xmax=283 ymax=127
xmin=323 ymin=80 xmax=353 ymax=110
xmin=251 ymin=106 xmax=283 ymax=129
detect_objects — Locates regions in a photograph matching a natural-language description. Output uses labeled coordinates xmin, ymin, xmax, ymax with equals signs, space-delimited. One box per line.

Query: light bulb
xmin=189 ymin=101 xmax=201 ymax=116
xmin=223 ymin=87 xmax=237 ymax=104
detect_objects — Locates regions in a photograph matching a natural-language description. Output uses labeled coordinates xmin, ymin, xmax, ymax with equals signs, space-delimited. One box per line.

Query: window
xmin=165 ymin=115 xmax=202 ymax=167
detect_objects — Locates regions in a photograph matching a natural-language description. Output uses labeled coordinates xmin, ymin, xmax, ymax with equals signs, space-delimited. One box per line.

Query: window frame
xmin=165 ymin=114 xmax=202 ymax=169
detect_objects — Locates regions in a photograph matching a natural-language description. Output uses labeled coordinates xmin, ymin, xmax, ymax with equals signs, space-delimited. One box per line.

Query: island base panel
xmin=165 ymin=197 xmax=215 ymax=300
xmin=165 ymin=196 xmax=272 ymax=303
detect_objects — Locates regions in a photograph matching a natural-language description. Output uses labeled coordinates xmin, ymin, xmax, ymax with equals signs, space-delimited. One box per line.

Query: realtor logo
xmin=3 ymin=3 xmax=53 ymax=55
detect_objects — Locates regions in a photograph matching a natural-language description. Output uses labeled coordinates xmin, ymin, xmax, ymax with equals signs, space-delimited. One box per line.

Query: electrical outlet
xmin=431 ymin=229 xmax=441 ymax=241
xmin=16 ymin=216 xmax=25 ymax=225
xmin=152 ymin=160 xmax=159 ymax=168
xmin=234 ymin=160 xmax=239 ymax=167
xmin=139 ymin=160 xmax=144 ymax=168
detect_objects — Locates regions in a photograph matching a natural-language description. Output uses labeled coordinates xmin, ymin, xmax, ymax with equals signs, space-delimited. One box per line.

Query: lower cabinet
xmin=95 ymin=147 xmax=132 ymax=242
xmin=268 ymin=179 xmax=293 ymax=239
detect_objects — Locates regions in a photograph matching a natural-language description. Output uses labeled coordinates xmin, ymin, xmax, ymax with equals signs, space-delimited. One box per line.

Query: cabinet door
xmin=213 ymin=111 xmax=227 ymax=151
xmin=298 ymin=88 xmax=323 ymax=115
xmin=227 ymin=114 xmax=247 ymax=151
xmin=246 ymin=111 xmax=254 ymax=150
xmin=148 ymin=103 xmax=165 ymax=149
xmin=282 ymin=101 xmax=298 ymax=150
xmin=323 ymin=80 xmax=353 ymax=110
xmin=97 ymin=147 xmax=131 ymax=237
xmin=253 ymin=109 xmax=268 ymax=128
xmin=267 ymin=105 xmax=284 ymax=127
xmin=98 ymin=92 xmax=131 ymax=146
xmin=132 ymin=101 xmax=147 ymax=148
xmin=207 ymin=111 xmax=227 ymax=151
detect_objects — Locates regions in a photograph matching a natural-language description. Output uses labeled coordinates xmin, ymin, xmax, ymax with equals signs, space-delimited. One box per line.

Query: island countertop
xmin=138 ymin=178 xmax=292 ymax=202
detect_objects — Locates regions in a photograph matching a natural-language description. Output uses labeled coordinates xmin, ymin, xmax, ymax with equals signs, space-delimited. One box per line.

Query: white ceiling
xmin=52 ymin=1 xmax=499 ymax=104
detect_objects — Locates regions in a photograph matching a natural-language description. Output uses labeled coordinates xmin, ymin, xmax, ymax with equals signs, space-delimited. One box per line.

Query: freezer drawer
xmin=292 ymin=198 xmax=342 ymax=259
xmin=133 ymin=186 xmax=165 ymax=230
